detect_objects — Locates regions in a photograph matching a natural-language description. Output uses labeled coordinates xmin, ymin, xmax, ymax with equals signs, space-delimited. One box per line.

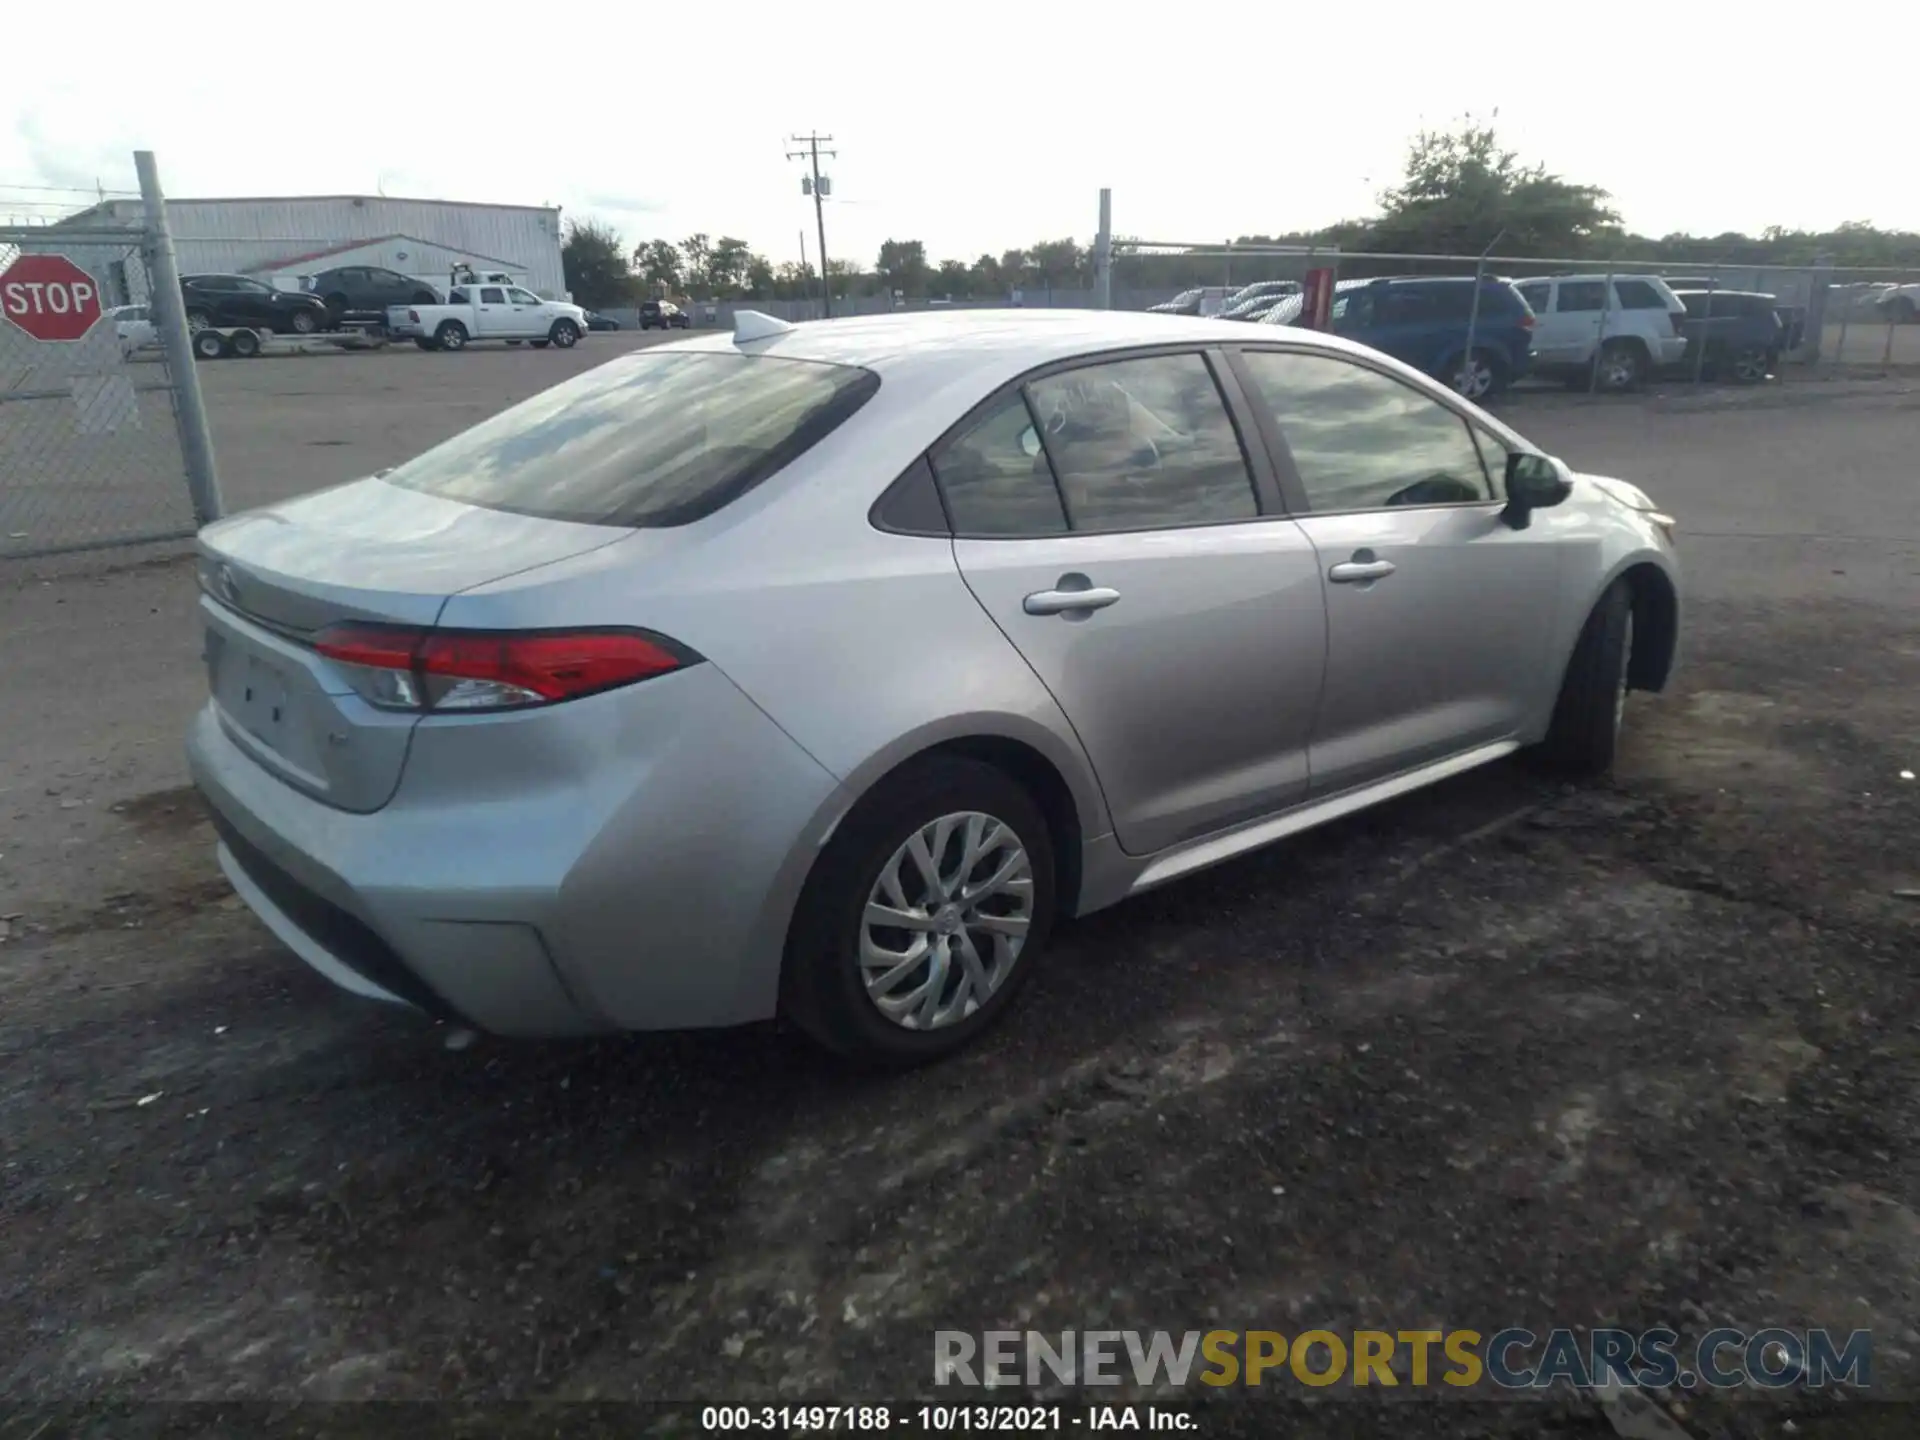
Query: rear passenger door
xmin=473 ymin=286 xmax=512 ymax=335
xmin=1232 ymin=346 xmax=1566 ymax=795
xmin=940 ymin=349 xmax=1327 ymax=856
xmin=1541 ymin=280 xmax=1608 ymax=365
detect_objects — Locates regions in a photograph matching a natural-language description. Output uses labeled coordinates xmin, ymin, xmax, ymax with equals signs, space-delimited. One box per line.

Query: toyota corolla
xmin=187 ymin=309 xmax=1679 ymax=1065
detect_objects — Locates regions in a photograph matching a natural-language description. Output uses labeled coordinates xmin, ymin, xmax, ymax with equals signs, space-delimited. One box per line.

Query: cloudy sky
xmin=4 ymin=0 xmax=1910 ymax=271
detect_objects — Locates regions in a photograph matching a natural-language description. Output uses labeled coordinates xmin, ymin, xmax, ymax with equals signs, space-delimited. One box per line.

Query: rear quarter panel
xmin=436 ymin=378 xmax=1118 ymax=959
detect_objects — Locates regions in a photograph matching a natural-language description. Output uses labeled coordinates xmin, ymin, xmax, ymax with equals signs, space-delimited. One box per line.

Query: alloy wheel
xmin=860 ymin=811 xmax=1034 ymax=1031
xmin=1452 ymin=358 xmax=1493 ymax=400
xmin=1732 ymin=347 xmax=1768 ymax=383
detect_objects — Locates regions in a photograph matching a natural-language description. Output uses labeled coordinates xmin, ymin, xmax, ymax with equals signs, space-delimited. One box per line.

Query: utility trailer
xmin=189 ymin=322 xmax=390 ymax=360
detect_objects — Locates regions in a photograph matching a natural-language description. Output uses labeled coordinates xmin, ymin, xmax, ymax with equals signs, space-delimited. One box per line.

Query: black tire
xmin=1537 ymin=581 xmax=1633 ymax=777
xmin=323 ymin=292 xmax=350 ymax=325
xmin=434 ymin=320 xmax=468 ymax=352
xmin=410 ymin=290 xmax=437 ymax=305
xmin=289 ymin=309 xmax=319 ymax=336
xmin=781 ymin=756 xmax=1057 ymax=1067
xmin=549 ymin=320 xmax=580 ymax=349
xmin=192 ymin=329 xmax=227 ymax=361
xmin=413 ymin=336 xmax=440 ymax=351
xmin=1594 ymin=340 xmax=1645 ymax=393
xmin=229 ymin=328 xmax=261 ymax=358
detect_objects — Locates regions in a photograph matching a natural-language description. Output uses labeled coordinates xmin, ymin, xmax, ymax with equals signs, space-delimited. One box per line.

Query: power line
xmin=785 ymin=133 xmax=836 ymax=318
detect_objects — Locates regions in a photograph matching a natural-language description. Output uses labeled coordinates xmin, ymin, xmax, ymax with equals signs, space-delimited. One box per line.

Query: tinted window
xmin=1026 ymin=353 xmax=1257 ymax=532
xmin=1239 ymin=350 xmax=1492 ymax=511
xmin=1517 ymin=281 xmax=1551 ymax=312
xmin=1614 ymin=279 xmax=1668 ymax=309
xmin=931 ymin=390 xmax=1067 ymax=537
xmin=1556 ymin=281 xmax=1607 ymax=313
xmin=1425 ymin=286 xmax=1481 ymax=321
xmin=383 ymin=352 xmax=879 ymax=528
xmin=1330 ymin=289 xmax=1373 ymax=326
xmin=509 ymin=288 xmax=541 ymax=305
xmin=479 ymin=287 xmax=506 ymax=304
xmin=1377 ymin=287 xmax=1437 ymax=324
xmin=373 ymin=270 xmax=407 ymax=286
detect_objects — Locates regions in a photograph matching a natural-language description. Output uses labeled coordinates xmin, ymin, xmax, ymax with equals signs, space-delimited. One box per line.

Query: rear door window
xmin=1614 ymin=279 xmax=1669 ymax=309
xmin=1556 ymin=281 xmax=1607 ymax=312
xmin=1517 ymin=281 xmax=1551 ymax=313
xmin=382 ymin=351 xmax=880 ymax=527
xmin=1025 ymin=353 xmax=1258 ymax=532
xmin=479 ymin=287 xmax=506 ymax=304
xmin=931 ymin=392 xmax=1068 ymax=537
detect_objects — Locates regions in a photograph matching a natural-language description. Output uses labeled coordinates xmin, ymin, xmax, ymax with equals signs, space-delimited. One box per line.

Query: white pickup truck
xmin=388 ymin=283 xmax=590 ymax=352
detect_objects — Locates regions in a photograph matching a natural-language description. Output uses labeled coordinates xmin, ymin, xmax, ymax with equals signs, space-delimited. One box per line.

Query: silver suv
xmin=1513 ymin=274 xmax=1690 ymax=391
xmin=188 ymin=310 xmax=1681 ymax=1065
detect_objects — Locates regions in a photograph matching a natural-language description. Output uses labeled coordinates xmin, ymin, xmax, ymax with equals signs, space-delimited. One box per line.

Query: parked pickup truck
xmin=388 ymin=283 xmax=590 ymax=352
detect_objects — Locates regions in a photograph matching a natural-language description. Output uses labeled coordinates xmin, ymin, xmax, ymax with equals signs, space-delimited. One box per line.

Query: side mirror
xmin=1502 ymin=452 xmax=1573 ymax=530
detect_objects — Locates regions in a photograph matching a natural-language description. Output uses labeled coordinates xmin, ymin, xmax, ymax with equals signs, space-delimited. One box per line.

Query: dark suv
xmin=1669 ymin=290 xmax=1784 ymax=383
xmin=308 ymin=266 xmax=440 ymax=325
xmin=1264 ymin=276 xmax=1536 ymax=399
xmin=639 ymin=299 xmax=691 ymax=330
xmin=179 ymin=275 xmax=330 ymax=335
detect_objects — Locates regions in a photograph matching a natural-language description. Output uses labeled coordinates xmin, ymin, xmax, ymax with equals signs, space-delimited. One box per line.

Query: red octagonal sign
xmin=1 ymin=253 xmax=105 ymax=342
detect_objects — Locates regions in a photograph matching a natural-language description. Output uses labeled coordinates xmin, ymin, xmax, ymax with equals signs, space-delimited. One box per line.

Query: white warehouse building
xmin=51 ymin=193 xmax=567 ymax=306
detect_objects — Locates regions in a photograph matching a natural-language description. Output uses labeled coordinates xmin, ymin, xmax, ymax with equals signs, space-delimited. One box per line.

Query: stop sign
xmin=1 ymin=253 xmax=105 ymax=343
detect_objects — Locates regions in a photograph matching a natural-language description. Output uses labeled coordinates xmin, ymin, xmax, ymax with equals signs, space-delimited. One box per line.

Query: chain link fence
xmin=0 ymin=231 xmax=195 ymax=558
xmin=1 ymin=156 xmax=219 ymax=561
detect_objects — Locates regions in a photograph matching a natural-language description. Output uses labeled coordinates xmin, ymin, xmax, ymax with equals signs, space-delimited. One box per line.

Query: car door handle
xmin=1024 ymin=584 xmax=1121 ymax=616
xmin=1328 ymin=559 xmax=1396 ymax=583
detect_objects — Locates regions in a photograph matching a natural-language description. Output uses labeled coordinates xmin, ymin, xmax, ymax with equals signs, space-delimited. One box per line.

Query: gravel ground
xmin=4 ymin=367 xmax=1919 ymax=1438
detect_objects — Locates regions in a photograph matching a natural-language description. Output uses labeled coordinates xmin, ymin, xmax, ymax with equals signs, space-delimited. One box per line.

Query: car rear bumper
xmin=187 ymin=662 xmax=844 ymax=1037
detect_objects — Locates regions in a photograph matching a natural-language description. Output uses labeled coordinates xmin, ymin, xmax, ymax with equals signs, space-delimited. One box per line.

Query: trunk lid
xmin=198 ymin=477 xmax=626 ymax=812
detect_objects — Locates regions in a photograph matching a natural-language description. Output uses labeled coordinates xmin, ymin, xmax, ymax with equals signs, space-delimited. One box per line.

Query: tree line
xmin=561 ymin=122 xmax=1920 ymax=310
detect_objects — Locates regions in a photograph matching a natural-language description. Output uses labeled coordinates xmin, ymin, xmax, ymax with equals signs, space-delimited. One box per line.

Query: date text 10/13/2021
xmin=702 ymin=1405 xmax=1190 ymax=1431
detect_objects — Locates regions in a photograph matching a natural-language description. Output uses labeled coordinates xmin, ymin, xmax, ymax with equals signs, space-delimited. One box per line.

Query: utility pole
xmin=786 ymin=132 xmax=836 ymax=318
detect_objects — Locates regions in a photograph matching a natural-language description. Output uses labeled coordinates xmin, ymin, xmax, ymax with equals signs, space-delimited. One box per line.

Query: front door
xmin=506 ymin=287 xmax=547 ymax=336
xmin=940 ymin=350 xmax=1327 ymax=856
xmin=1233 ymin=346 xmax=1566 ymax=795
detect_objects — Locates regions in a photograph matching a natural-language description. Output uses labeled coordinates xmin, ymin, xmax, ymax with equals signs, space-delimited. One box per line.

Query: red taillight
xmin=1518 ymin=312 xmax=1535 ymax=330
xmin=314 ymin=624 xmax=696 ymax=711
xmin=408 ymin=308 xmax=420 ymax=322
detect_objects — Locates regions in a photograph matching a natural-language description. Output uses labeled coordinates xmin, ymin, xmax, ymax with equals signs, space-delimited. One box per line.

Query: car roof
xmin=653 ymin=308 xmax=1414 ymax=391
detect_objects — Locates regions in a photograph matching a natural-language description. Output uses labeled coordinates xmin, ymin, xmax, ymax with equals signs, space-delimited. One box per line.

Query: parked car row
xmin=1184 ymin=268 xmax=1798 ymax=395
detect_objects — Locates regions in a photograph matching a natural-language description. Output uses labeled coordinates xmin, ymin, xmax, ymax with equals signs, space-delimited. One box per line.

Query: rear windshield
xmin=382 ymin=350 xmax=880 ymax=527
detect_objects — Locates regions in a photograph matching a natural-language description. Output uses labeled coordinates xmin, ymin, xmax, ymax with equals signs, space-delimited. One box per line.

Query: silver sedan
xmin=187 ymin=309 xmax=1680 ymax=1065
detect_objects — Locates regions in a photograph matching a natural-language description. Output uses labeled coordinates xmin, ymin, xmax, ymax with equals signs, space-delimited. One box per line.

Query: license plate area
xmin=210 ymin=627 xmax=298 ymax=755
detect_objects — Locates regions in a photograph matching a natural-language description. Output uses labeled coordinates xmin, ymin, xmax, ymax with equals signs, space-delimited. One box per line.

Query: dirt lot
xmin=4 ymin=349 xmax=1920 ymax=1436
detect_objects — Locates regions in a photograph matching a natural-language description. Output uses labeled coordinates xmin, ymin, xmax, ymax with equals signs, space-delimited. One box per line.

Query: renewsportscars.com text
xmin=934 ymin=1327 xmax=1872 ymax=1391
